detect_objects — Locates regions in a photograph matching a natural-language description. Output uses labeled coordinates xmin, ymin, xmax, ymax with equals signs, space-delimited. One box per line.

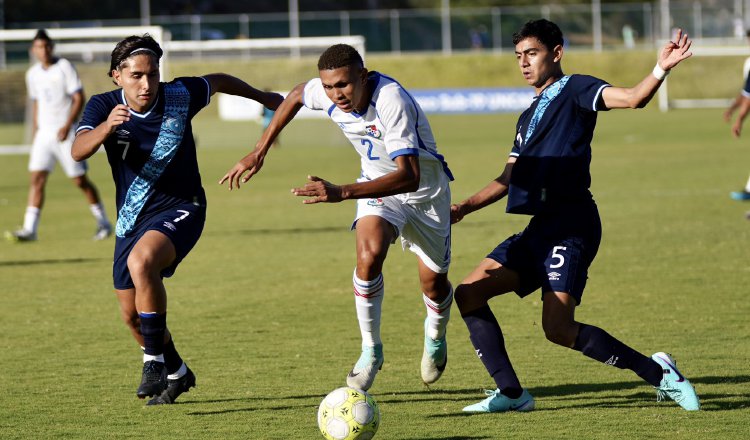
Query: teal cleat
xmin=730 ymin=190 xmax=750 ymax=201
xmin=346 ymin=344 xmax=384 ymax=391
xmin=651 ymin=352 xmax=700 ymax=411
xmin=421 ymin=319 xmax=447 ymax=385
xmin=462 ymin=389 xmax=535 ymax=413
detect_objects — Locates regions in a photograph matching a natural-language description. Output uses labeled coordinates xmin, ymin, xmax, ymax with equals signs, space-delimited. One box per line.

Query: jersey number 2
xmin=361 ymin=139 xmax=380 ymax=160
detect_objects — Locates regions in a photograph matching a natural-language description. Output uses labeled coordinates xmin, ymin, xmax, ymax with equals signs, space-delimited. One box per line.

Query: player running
xmin=72 ymin=34 xmax=283 ymax=404
xmin=6 ymin=29 xmax=112 ymax=242
xmin=221 ymin=44 xmax=454 ymax=391
xmin=451 ymin=19 xmax=700 ymax=412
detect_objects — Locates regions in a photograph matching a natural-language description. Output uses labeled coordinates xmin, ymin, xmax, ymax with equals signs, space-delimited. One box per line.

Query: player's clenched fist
xmin=106 ymin=104 xmax=131 ymax=133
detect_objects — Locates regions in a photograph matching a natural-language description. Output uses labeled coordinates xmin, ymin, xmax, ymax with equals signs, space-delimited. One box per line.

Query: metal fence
xmin=8 ymin=1 xmax=750 ymax=54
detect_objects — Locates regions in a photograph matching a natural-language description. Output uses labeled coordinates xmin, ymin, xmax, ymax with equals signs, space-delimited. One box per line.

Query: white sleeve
xmin=378 ymin=87 xmax=420 ymax=158
xmin=25 ymin=68 xmax=36 ymax=100
xmin=302 ymin=78 xmax=332 ymax=111
xmin=61 ymin=59 xmax=83 ymax=95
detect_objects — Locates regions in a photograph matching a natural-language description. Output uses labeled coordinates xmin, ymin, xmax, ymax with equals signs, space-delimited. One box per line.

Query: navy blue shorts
xmin=112 ymin=202 xmax=206 ymax=290
xmin=487 ymin=202 xmax=601 ymax=304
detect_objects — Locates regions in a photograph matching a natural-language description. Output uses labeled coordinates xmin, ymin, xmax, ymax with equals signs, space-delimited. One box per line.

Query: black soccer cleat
xmin=147 ymin=367 xmax=196 ymax=405
xmin=136 ymin=360 xmax=167 ymax=399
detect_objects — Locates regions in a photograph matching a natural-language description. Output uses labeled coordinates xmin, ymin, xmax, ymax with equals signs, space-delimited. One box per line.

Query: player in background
xmin=451 ymin=19 xmax=700 ymax=412
xmin=221 ymin=44 xmax=454 ymax=391
xmin=72 ymin=34 xmax=283 ymax=405
xmin=6 ymin=29 xmax=112 ymax=242
xmin=725 ymin=29 xmax=750 ymax=204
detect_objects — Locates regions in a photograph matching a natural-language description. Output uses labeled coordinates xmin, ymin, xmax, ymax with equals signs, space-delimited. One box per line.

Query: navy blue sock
xmin=573 ymin=323 xmax=662 ymax=387
xmin=463 ymin=305 xmax=523 ymax=398
xmin=163 ymin=338 xmax=184 ymax=375
xmin=139 ymin=312 xmax=166 ymax=357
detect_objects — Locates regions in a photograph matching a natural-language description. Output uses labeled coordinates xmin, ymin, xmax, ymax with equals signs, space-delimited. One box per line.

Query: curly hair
xmin=317 ymin=44 xmax=364 ymax=71
xmin=512 ymin=19 xmax=564 ymax=51
xmin=108 ymin=34 xmax=163 ymax=81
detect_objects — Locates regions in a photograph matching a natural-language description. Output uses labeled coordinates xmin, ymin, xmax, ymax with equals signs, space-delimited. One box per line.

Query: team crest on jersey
xmin=365 ymin=125 xmax=382 ymax=139
xmin=367 ymin=198 xmax=384 ymax=207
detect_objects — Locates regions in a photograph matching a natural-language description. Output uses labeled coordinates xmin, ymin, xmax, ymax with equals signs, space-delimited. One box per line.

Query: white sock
xmin=423 ymin=286 xmax=453 ymax=340
xmin=143 ymin=353 xmax=165 ymax=363
xmin=89 ymin=203 xmax=110 ymax=227
xmin=168 ymin=362 xmax=187 ymax=380
xmin=744 ymin=175 xmax=750 ymax=193
xmin=22 ymin=206 xmax=40 ymax=234
xmin=353 ymin=269 xmax=384 ymax=347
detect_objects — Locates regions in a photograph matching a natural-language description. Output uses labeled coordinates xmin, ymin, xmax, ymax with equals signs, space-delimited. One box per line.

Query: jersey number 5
xmin=550 ymin=246 xmax=567 ymax=269
xmin=361 ymin=139 xmax=380 ymax=160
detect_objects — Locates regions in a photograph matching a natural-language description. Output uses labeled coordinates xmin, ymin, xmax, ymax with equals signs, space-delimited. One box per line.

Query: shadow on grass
xmin=184 ymin=374 xmax=750 ymax=416
xmin=0 ymin=256 xmax=109 ymax=267
xmin=205 ymin=225 xmax=345 ymax=237
xmin=407 ymin=437 xmax=492 ymax=440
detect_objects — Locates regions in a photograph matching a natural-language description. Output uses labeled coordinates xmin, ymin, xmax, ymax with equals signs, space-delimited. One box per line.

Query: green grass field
xmin=1 ymin=106 xmax=749 ymax=439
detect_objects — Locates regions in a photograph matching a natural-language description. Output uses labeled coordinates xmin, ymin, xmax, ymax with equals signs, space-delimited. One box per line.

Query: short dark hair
xmin=108 ymin=34 xmax=163 ymax=80
xmin=317 ymin=44 xmax=364 ymax=71
xmin=33 ymin=29 xmax=52 ymax=44
xmin=512 ymin=19 xmax=564 ymax=51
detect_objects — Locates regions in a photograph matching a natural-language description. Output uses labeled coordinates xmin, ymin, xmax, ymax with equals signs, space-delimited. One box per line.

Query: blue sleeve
xmin=509 ymin=111 xmax=526 ymax=157
xmin=175 ymin=76 xmax=211 ymax=119
xmin=573 ymin=75 xmax=611 ymax=112
xmin=77 ymin=93 xmax=111 ymax=133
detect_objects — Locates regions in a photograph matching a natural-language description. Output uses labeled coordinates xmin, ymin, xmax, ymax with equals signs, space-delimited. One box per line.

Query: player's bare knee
xmin=126 ymin=252 xmax=158 ymax=280
xmin=355 ymin=249 xmax=385 ymax=280
xmin=454 ymin=284 xmax=482 ymax=312
xmin=543 ymin=322 xmax=577 ymax=347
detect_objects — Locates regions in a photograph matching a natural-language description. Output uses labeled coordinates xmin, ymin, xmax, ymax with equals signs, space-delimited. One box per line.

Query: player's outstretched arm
xmin=451 ymin=158 xmax=514 ymax=224
xmin=203 ymin=73 xmax=284 ymax=110
xmin=602 ymin=28 xmax=692 ymax=110
xmin=220 ymin=82 xmax=305 ymax=190
xmin=291 ymin=155 xmax=421 ymax=204
xmin=72 ymin=104 xmax=130 ymax=161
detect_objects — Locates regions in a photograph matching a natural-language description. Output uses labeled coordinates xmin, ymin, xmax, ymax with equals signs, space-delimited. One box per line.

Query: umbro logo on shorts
xmin=548 ymin=272 xmax=561 ymax=281
xmin=163 ymin=221 xmax=176 ymax=231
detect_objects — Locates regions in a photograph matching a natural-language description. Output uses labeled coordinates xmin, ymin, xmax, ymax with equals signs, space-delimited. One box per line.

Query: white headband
xmin=128 ymin=47 xmax=157 ymax=57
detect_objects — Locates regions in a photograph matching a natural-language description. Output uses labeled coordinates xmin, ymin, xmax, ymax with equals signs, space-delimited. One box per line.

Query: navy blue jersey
xmin=507 ymin=74 xmax=610 ymax=215
xmin=743 ymin=71 xmax=750 ymax=96
xmin=77 ymin=77 xmax=211 ymax=237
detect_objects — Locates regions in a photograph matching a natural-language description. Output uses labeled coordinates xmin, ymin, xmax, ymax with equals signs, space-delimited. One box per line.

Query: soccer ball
xmin=317 ymin=387 xmax=379 ymax=440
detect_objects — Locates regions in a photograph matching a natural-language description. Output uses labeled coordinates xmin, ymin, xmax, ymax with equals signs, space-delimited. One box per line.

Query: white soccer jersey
xmin=303 ymin=72 xmax=452 ymax=203
xmin=25 ymin=58 xmax=82 ymax=131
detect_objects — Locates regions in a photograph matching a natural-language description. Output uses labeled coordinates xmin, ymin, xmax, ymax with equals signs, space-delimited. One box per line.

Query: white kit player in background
xmin=5 ymin=29 xmax=112 ymax=242
xmin=221 ymin=44 xmax=454 ymax=391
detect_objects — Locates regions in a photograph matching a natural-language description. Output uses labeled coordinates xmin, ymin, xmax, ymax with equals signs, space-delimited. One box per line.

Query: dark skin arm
xmin=220 ymin=82 xmax=306 ymax=190
xmin=203 ymin=73 xmax=283 ymax=110
xmin=291 ymin=155 xmax=420 ymax=204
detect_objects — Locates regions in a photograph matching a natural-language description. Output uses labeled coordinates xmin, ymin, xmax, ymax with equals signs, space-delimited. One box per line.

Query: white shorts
xmin=28 ymin=128 xmax=87 ymax=177
xmin=352 ymin=187 xmax=452 ymax=274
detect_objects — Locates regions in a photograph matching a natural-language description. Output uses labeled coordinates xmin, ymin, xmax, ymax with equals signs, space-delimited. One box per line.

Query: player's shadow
xmin=408 ymin=437 xmax=492 ymax=440
xmin=0 ymin=257 xmax=109 ymax=267
xmin=209 ymin=225 xmax=346 ymax=237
